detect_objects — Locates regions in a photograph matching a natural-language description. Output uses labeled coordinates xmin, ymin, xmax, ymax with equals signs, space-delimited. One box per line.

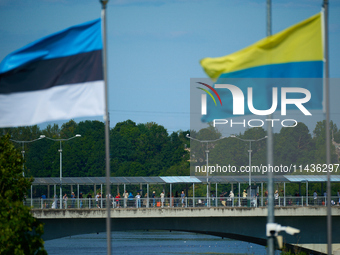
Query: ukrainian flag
xmin=199 ymin=13 xmax=323 ymax=122
xmin=200 ymin=12 xmax=323 ymax=79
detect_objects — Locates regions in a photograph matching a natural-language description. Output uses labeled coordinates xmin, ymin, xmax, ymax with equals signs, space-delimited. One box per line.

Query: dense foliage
xmin=0 ymin=134 xmax=46 ymax=255
xmin=1 ymin=119 xmax=340 ymax=197
xmin=0 ymin=120 xmax=190 ymax=178
xmin=190 ymin=121 xmax=340 ymax=173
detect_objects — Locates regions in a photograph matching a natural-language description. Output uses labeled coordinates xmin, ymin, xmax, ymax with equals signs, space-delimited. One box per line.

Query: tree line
xmin=1 ymin=119 xmax=340 ymax=196
xmin=189 ymin=120 xmax=340 ymax=175
xmin=1 ymin=119 xmax=340 ymax=179
xmin=0 ymin=119 xmax=190 ymax=178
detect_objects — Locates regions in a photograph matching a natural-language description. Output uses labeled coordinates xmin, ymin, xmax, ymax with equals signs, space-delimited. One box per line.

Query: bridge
xmin=32 ymin=206 xmax=340 ymax=255
xmin=29 ymin=175 xmax=340 ymax=254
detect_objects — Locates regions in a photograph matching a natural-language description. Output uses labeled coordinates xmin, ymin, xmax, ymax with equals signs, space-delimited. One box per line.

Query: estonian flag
xmin=199 ymin=13 xmax=324 ymax=122
xmin=0 ymin=19 xmax=104 ymax=128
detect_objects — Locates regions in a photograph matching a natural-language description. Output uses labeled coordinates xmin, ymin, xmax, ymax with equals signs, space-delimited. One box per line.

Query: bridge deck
xmin=32 ymin=206 xmax=340 ymax=219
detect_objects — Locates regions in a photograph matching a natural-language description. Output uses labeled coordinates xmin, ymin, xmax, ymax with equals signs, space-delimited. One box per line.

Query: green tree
xmin=312 ymin=120 xmax=338 ymax=164
xmin=0 ymin=134 xmax=47 ymax=255
xmin=76 ymin=120 xmax=105 ymax=176
xmin=275 ymin=123 xmax=315 ymax=167
xmin=109 ymin=120 xmax=189 ymax=177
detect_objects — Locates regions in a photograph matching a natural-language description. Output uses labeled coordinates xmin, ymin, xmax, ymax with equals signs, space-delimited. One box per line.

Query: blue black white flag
xmin=0 ymin=19 xmax=104 ymax=128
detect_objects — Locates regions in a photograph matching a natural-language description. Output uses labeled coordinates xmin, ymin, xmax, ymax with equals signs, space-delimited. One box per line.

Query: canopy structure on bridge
xmin=31 ymin=175 xmax=340 ymax=186
xmin=32 ymin=176 xmax=203 ymax=185
xmin=196 ymin=175 xmax=289 ymax=184
xmin=30 ymin=175 xmax=340 ymax=207
xmin=284 ymin=175 xmax=340 ymax=183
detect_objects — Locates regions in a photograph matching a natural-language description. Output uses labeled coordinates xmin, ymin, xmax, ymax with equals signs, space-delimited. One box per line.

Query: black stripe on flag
xmin=0 ymin=50 xmax=103 ymax=94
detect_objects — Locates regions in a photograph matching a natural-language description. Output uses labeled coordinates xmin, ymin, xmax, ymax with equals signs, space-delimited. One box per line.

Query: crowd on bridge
xmin=32 ymin=189 xmax=340 ymax=210
xmin=37 ymin=189 xmax=189 ymax=209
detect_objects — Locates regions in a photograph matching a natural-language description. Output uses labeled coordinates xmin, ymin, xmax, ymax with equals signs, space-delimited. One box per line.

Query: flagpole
xmin=323 ymin=1 xmax=332 ymax=254
xmin=266 ymin=0 xmax=275 ymax=255
xmin=100 ymin=1 xmax=111 ymax=255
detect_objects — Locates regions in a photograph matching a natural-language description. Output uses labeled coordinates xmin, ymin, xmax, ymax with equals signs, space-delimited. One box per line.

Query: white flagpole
xmin=100 ymin=0 xmax=111 ymax=254
xmin=266 ymin=1 xmax=275 ymax=255
xmin=323 ymin=1 xmax=332 ymax=254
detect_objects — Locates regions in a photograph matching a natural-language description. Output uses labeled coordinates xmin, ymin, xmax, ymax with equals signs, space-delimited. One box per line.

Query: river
xmin=44 ymin=230 xmax=273 ymax=254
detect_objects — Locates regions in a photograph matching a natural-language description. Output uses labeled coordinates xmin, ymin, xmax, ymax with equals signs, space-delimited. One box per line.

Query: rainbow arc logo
xmin=196 ymin=82 xmax=222 ymax=106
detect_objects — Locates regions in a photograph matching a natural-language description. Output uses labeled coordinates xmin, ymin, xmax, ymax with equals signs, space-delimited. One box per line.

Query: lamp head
xmin=40 ymin=135 xmax=46 ymax=138
xmin=75 ymin=134 xmax=81 ymax=137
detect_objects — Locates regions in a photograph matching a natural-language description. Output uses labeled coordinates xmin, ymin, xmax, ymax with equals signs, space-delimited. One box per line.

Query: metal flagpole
xmin=206 ymin=143 xmax=209 ymax=207
xmin=323 ymin=1 xmax=332 ymax=254
xmin=266 ymin=0 xmax=275 ymax=254
xmin=100 ymin=0 xmax=111 ymax=254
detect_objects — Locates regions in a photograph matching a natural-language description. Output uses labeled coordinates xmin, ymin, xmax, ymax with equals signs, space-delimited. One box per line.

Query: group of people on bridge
xmin=33 ymin=189 xmax=340 ymax=209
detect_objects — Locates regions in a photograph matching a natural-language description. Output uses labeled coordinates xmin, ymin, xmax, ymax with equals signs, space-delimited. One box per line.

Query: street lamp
xmin=44 ymin=134 xmax=81 ymax=208
xmin=186 ymin=134 xmax=228 ymax=207
xmin=230 ymin=135 xmax=267 ymax=187
xmin=10 ymin=135 xmax=46 ymax=177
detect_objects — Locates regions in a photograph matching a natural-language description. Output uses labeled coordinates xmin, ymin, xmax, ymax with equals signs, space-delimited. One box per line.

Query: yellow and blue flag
xmin=199 ymin=13 xmax=323 ymax=122
xmin=201 ymin=12 xmax=323 ymax=79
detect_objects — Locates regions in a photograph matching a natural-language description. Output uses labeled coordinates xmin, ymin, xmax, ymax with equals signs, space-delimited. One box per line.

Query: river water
xmin=44 ymin=230 xmax=272 ymax=255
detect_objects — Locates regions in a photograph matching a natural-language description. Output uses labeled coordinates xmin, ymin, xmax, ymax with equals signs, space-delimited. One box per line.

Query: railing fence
xmin=26 ymin=196 xmax=340 ymax=209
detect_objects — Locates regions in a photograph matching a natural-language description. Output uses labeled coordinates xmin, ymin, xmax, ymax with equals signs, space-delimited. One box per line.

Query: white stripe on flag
xmin=0 ymin=80 xmax=105 ymax=128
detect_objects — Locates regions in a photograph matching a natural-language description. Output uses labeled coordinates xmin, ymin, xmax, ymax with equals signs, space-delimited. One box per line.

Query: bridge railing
xmin=26 ymin=196 xmax=340 ymax=209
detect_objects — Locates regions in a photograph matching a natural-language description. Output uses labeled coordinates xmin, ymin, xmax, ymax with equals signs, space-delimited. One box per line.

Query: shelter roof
xmin=31 ymin=175 xmax=340 ymax=185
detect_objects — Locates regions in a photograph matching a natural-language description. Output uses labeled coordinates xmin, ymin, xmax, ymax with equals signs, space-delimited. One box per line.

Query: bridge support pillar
xmin=101 ymin=184 xmax=103 ymax=208
xmin=54 ymin=185 xmax=56 ymax=199
xmin=147 ymin=184 xmax=149 ymax=208
xmin=77 ymin=184 xmax=79 ymax=208
xmin=31 ymin=185 xmax=33 ymax=207
xmin=284 ymin=182 xmax=286 ymax=206
xmin=170 ymin=184 xmax=172 ymax=207
xmin=185 ymin=184 xmax=188 ymax=206
xmin=193 ymin=184 xmax=195 ymax=208
xmin=215 ymin=183 xmax=218 ymax=207
xmin=261 ymin=183 xmax=263 ymax=206
xmin=306 ymin=181 xmax=308 ymax=206
xmin=238 ymin=183 xmax=240 ymax=207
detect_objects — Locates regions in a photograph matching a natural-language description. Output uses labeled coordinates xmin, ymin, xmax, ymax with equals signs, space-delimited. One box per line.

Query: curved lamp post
xmin=186 ymin=134 xmax=229 ymax=207
xmin=10 ymin=135 xmax=46 ymax=177
xmin=230 ymin=135 xmax=267 ymax=186
xmin=43 ymin=134 xmax=81 ymax=208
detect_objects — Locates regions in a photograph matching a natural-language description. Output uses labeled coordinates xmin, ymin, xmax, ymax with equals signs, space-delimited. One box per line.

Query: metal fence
xmin=26 ymin=196 xmax=340 ymax=209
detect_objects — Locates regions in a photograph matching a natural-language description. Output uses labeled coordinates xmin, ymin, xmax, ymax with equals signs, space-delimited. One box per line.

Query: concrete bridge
xmin=32 ymin=206 xmax=340 ymax=254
